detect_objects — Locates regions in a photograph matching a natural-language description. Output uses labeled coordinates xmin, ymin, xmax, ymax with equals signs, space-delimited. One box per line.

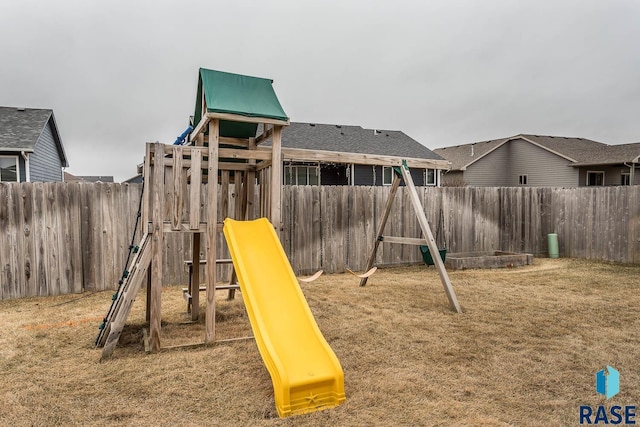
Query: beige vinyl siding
xmin=465 ymin=138 xmax=578 ymax=187
xmin=440 ymin=170 xmax=465 ymax=186
xmin=508 ymin=139 xmax=578 ymax=186
xmin=463 ymin=141 xmax=511 ymax=186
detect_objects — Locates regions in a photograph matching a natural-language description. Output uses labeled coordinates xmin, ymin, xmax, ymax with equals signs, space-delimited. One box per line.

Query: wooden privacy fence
xmin=282 ymin=185 xmax=640 ymax=274
xmin=0 ymin=183 xmax=638 ymax=300
xmin=0 ymin=182 xmax=140 ymax=300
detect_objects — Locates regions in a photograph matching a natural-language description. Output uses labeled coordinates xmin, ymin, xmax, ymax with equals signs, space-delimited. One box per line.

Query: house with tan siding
xmin=435 ymin=134 xmax=640 ymax=187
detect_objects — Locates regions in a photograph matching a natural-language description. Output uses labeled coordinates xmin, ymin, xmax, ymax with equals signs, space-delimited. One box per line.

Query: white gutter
xmin=20 ymin=151 xmax=30 ymax=182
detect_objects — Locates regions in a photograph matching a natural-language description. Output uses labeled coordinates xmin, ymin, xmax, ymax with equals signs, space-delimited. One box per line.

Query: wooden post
xmin=221 ymin=170 xmax=230 ymax=220
xmin=189 ymin=149 xmax=202 ymax=229
xmin=205 ymin=119 xmax=219 ymax=344
xmin=145 ymin=267 xmax=151 ymax=322
xmin=234 ymin=171 xmax=245 ymax=221
xmin=220 ymin=170 xmax=233 ymax=298
xmin=227 ymin=170 xmax=246 ymax=301
xmin=360 ymin=172 xmax=402 ymax=286
xmin=149 ymin=143 xmax=165 ymax=352
xmin=142 ymin=143 xmax=152 ymax=234
xmin=171 ymin=146 xmax=183 ymax=230
xmin=259 ymin=169 xmax=265 ymax=218
xmin=191 ymin=233 xmax=200 ymax=321
xmin=400 ymin=164 xmax=461 ymax=313
xmin=271 ymin=126 xmax=283 ymax=232
xmin=245 ymin=137 xmax=257 ymax=220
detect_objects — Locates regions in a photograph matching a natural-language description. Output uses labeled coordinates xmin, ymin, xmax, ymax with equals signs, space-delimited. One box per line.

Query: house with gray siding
xmin=261 ymin=122 xmax=447 ymax=186
xmin=435 ymin=134 xmax=640 ymax=187
xmin=0 ymin=106 xmax=69 ymax=182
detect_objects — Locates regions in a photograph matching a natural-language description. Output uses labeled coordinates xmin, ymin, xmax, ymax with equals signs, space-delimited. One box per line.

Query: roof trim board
xmin=0 ymin=148 xmax=35 ymax=153
xmin=46 ymin=111 xmax=69 ymax=167
xmin=518 ymin=135 xmax=577 ymax=163
xmin=455 ymin=134 xmax=577 ymax=171
xmin=458 ymin=136 xmax=510 ymax=171
xmin=571 ymin=158 xmax=640 ymax=167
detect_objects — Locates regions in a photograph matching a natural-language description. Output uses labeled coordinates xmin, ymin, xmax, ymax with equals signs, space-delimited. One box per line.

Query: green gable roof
xmin=194 ymin=68 xmax=289 ymax=139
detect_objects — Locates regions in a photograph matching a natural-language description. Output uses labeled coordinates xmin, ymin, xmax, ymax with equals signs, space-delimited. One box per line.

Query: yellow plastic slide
xmin=223 ymin=218 xmax=346 ymax=417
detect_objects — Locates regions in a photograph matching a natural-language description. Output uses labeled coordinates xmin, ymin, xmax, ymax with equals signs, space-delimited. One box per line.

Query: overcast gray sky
xmin=1 ymin=0 xmax=639 ymax=181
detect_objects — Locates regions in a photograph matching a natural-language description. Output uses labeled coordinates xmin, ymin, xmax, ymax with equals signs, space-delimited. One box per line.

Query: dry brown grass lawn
xmin=1 ymin=258 xmax=639 ymax=426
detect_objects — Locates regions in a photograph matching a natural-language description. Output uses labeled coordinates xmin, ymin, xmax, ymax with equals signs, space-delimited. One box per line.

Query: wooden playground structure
xmin=96 ymin=68 xmax=457 ymax=359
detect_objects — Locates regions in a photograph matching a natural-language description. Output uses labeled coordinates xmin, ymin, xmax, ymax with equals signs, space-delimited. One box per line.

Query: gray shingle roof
xmin=567 ymin=142 xmax=640 ymax=166
xmin=262 ymin=122 xmax=443 ymax=160
xmin=0 ymin=106 xmax=68 ymax=167
xmin=435 ymin=134 xmax=640 ymax=170
xmin=434 ymin=137 xmax=505 ymax=170
xmin=0 ymin=106 xmax=53 ymax=151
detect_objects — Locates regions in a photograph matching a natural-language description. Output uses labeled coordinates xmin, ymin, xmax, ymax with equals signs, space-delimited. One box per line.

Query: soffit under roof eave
xmin=570 ymin=159 xmax=640 ymax=167
xmin=0 ymin=147 xmax=35 ymax=153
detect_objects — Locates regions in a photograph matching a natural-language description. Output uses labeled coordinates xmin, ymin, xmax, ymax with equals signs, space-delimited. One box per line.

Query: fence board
xmin=373 ymin=186 xmax=386 ymax=266
xmin=0 ymin=185 xmax=9 ymax=299
xmin=311 ymin=185 xmax=322 ymax=273
xmin=20 ymin=184 xmax=36 ymax=296
xmin=321 ymin=186 xmax=347 ymax=273
xmin=4 ymin=184 xmax=19 ymax=299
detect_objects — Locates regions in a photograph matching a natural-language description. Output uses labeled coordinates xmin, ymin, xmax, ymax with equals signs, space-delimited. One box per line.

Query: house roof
xmin=261 ymin=122 xmax=444 ymax=161
xmin=569 ymin=142 xmax=640 ymax=166
xmin=0 ymin=106 xmax=69 ymax=167
xmin=192 ymin=68 xmax=289 ymax=139
xmin=435 ymin=134 xmax=639 ymax=170
xmin=64 ymin=172 xmax=113 ymax=183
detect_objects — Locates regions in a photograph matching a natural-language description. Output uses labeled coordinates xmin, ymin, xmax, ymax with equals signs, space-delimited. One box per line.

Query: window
xmin=621 ymin=173 xmax=630 ymax=186
xmin=518 ymin=175 xmax=528 ymax=185
xmin=382 ymin=166 xmax=393 ymax=186
xmin=425 ymin=169 xmax=436 ymax=186
xmin=284 ymin=164 xmax=319 ymax=185
xmin=586 ymin=171 xmax=605 ymax=186
xmin=0 ymin=156 xmax=19 ymax=182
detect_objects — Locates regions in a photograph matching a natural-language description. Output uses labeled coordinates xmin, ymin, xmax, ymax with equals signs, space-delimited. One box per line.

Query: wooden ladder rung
xmin=183 ymin=259 xmax=233 ymax=266
xmin=182 ymin=284 xmax=240 ymax=295
xmin=182 ymin=284 xmax=240 ymax=313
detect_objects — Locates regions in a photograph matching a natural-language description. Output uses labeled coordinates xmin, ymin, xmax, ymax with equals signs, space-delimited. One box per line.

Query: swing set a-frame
xmin=359 ymin=161 xmax=462 ymax=313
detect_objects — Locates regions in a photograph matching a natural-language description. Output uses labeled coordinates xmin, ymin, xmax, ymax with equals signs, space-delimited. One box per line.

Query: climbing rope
xmin=95 ymin=178 xmax=145 ymax=345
